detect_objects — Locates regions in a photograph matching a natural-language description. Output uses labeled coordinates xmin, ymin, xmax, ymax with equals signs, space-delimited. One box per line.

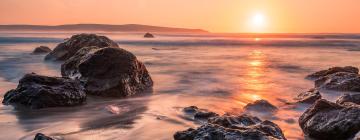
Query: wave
xmin=118 ymin=39 xmax=360 ymax=47
xmin=0 ymin=37 xmax=63 ymax=44
xmin=0 ymin=36 xmax=359 ymax=47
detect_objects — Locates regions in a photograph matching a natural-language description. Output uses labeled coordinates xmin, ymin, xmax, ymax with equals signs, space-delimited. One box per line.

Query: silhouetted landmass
xmin=0 ymin=24 xmax=208 ymax=33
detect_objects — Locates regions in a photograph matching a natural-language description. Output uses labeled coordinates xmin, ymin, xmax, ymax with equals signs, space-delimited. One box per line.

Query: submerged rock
xmin=294 ymin=88 xmax=321 ymax=104
xmin=2 ymin=73 xmax=86 ymax=109
xmin=61 ymin=47 xmax=153 ymax=97
xmin=299 ymin=99 xmax=360 ymax=140
xmin=144 ymin=32 xmax=155 ymax=38
xmin=34 ymin=133 xmax=54 ymax=140
xmin=45 ymin=34 xmax=119 ymax=61
xmin=174 ymin=114 xmax=286 ymax=140
xmin=336 ymin=93 xmax=360 ymax=105
xmin=32 ymin=46 xmax=51 ymax=54
xmin=315 ymin=72 xmax=360 ymax=92
xmin=306 ymin=66 xmax=359 ymax=79
xmin=183 ymin=106 xmax=219 ymax=120
xmin=243 ymin=100 xmax=278 ymax=112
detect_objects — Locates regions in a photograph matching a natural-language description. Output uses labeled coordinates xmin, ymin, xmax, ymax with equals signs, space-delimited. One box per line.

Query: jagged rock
xmin=299 ymin=99 xmax=360 ymax=140
xmin=2 ymin=73 xmax=86 ymax=109
xmin=174 ymin=114 xmax=286 ymax=140
xmin=336 ymin=93 xmax=360 ymax=105
xmin=61 ymin=47 xmax=153 ymax=97
xmin=183 ymin=106 xmax=219 ymax=120
xmin=294 ymin=88 xmax=321 ymax=104
xmin=32 ymin=46 xmax=51 ymax=54
xmin=45 ymin=34 xmax=119 ymax=61
xmin=34 ymin=133 xmax=54 ymax=140
xmin=315 ymin=72 xmax=360 ymax=92
xmin=144 ymin=33 xmax=154 ymax=38
xmin=306 ymin=66 xmax=359 ymax=79
xmin=243 ymin=100 xmax=278 ymax=112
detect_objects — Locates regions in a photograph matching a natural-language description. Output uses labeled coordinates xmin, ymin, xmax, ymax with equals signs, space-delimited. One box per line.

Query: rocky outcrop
xmin=315 ymin=72 xmax=360 ymax=92
xmin=34 ymin=133 xmax=54 ymax=140
xmin=61 ymin=47 xmax=153 ymax=97
xmin=299 ymin=99 xmax=360 ymax=140
xmin=144 ymin=33 xmax=154 ymax=38
xmin=174 ymin=114 xmax=286 ymax=140
xmin=2 ymin=73 xmax=86 ymax=109
xmin=243 ymin=100 xmax=278 ymax=112
xmin=336 ymin=93 xmax=360 ymax=105
xmin=294 ymin=88 xmax=321 ymax=104
xmin=32 ymin=46 xmax=51 ymax=54
xmin=45 ymin=34 xmax=119 ymax=61
xmin=306 ymin=66 xmax=359 ymax=79
xmin=183 ymin=106 xmax=219 ymax=120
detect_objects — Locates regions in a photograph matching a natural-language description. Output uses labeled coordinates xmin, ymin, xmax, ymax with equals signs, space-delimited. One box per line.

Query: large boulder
xmin=32 ymin=46 xmax=51 ymax=54
xmin=61 ymin=47 xmax=153 ymax=97
xmin=174 ymin=114 xmax=286 ymax=140
xmin=45 ymin=34 xmax=119 ymax=61
xmin=2 ymin=73 xmax=86 ymax=109
xmin=294 ymin=88 xmax=321 ymax=104
xmin=299 ymin=99 xmax=360 ymax=140
xmin=336 ymin=93 xmax=360 ymax=105
xmin=315 ymin=72 xmax=360 ymax=92
xmin=243 ymin=99 xmax=278 ymax=113
xmin=306 ymin=66 xmax=359 ymax=79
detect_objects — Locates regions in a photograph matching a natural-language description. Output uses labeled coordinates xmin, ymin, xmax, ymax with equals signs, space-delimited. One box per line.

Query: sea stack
xmin=144 ymin=32 xmax=155 ymax=38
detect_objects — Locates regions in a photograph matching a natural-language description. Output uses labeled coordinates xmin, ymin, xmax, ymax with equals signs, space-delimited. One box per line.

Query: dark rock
xmin=2 ymin=73 xmax=86 ymax=109
xmin=183 ymin=106 xmax=199 ymax=113
xmin=336 ymin=93 xmax=360 ymax=105
xmin=144 ymin=33 xmax=154 ymax=38
xmin=174 ymin=114 xmax=286 ymax=140
xmin=45 ymin=34 xmax=119 ymax=61
xmin=183 ymin=106 xmax=219 ymax=120
xmin=34 ymin=133 xmax=54 ymax=140
xmin=315 ymin=72 xmax=360 ymax=92
xmin=243 ymin=100 xmax=278 ymax=112
xmin=299 ymin=99 xmax=360 ymax=140
xmin=306 ymin=66 xmax=359 ymax=79
xmin=32 ymin=46 xmax=51 ymax=54
xmin=61 ymin=47 xmax=153 ymax=97
xmin=294 ymin=88 xmax=321 ymax=104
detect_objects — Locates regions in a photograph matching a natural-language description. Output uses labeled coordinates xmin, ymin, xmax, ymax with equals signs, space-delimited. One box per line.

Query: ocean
xmin=0 ymin=32 xmax=360 ymax=140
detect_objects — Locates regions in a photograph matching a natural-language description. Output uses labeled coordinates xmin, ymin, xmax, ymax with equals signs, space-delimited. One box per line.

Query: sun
xmin=248 ymin=12 xmax=267 ymax=33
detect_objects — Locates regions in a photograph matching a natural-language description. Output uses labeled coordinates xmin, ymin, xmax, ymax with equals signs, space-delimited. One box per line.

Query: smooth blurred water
xmin=0 ymin=32 xmax=360 ymax=140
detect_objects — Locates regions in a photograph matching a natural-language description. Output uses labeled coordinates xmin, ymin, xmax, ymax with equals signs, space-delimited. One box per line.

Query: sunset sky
xmin=1 ymin=0 xmax=360 ymax=33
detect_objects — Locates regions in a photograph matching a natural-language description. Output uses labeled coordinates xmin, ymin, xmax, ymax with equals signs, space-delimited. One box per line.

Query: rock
xmin=174 ymin=114 xmax=286 ymax=140
xmin=144 ymin=33 xmax=154 ymax=38
xmin=315 ymin=72 xmax=360 ymax=92
xmin=336 ymin=93 xmax=360 ymax=105
xmin=2 ymin=73 xmax=86 ymax=109
xmin=299 ymin=99 xmax=360 ymax=140
xmin=61 ymin=47 xmax=153 ymax=97
xmin=32 ymin=46 xmax=51 ymax=54
xmin=306 ymin=66 xmax=359 ymax=79
xmin=45 ymin=34 xmax=119 ymax=61
xmin=183 ymin=106 xmax=219 ymax=120
xmin=294 ymin=88 xmax=321 ymax=104
xmin=243 ymin=100 xmax=278 ymax=112
xmin=34 ymin=133 xmax=54 ymax=140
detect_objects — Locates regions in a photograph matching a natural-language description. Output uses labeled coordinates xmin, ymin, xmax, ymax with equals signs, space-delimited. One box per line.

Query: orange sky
xmin=1 ymin=0 xmax=360 ymax=33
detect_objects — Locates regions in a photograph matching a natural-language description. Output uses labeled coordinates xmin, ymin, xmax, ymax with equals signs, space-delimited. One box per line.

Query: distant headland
xmin=0 ymin=24 xmax=208 ymax=33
